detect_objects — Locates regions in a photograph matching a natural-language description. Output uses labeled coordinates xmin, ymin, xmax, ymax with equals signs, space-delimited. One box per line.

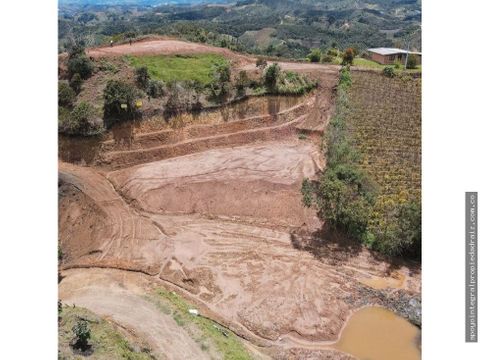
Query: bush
xmin=256 ymin=57 xmax=268 ymax=69
xmin=210 ymin=62 xmax=231 ymax=100
xmin=327 ymin=48 xmax=338 ymax=57
xmin=69 ymin=73 xmax=83 ymax=94
xmin=67 ymin=55 xmax=94 ymax=79
xmin=371 ymin=201 xmax=421 ymax=257
xmin=383 ymin=66 xmax=395 ymax=78
xmin=235 ymin=70 xmax=250 ymax=96
xmin=147 ymin=79 xmax=165 ymax=98
xmin=58 ymin=82 xmax=76 ymax=107
xmin=307 ymin=48 xmax=322 ymax=63
xmin=317 ymin=165 xmax=375 ymax=238
xmin=103 ymin=80 xmax=140 ymax=121
xmin=406 ymin=55 xmax=418 ymax=69
xmin=72 ymin=320 xmax=91 ymax=351
xmin=61 ymin=102 xmax=102 ymax=135
xmin=339 ymin=67 xmax=352 ymax=88
xmin=264 ymin=63 xmax=281 ymax=92
xmin=301 ymin=178 xmax=315 ymax=207
xmin=342 ymin=48 xmax=355 ymax=65
xmin=135 ymin=66 xmax=150 ymax=89
xmin=322 ymin=55 xmax=334 ymax=63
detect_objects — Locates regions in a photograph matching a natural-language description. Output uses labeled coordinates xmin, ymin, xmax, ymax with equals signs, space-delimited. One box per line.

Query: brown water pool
xmin=332 ymin=306 xmax=420 ymax=360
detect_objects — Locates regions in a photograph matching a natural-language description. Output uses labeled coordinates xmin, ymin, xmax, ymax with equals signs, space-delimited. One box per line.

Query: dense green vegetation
xmin=58 ymin=305 xmax=154 ymax=359
xmin=58 ymin=0 xmax=421 ymax=60
xmin=303 ymin=67 xmax=421 ymax=259
xmin=149 ymin=288 xmax=253 ymax=360
xmin=127 ymin=54 xmax=229 ymax=86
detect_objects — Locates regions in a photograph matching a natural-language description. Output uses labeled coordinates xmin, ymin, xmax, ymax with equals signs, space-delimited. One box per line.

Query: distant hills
xmin=59 ymin=0 xmax=420 ymax=58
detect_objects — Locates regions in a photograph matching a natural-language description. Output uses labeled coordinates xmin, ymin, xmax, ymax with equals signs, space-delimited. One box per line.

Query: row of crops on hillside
xmin=303 ymin=67 xmax=421 ymax=258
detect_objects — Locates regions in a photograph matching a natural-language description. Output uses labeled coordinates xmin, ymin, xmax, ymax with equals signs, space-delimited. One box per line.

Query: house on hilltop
xmin=367 ymin=48 xmax=422 ymax=65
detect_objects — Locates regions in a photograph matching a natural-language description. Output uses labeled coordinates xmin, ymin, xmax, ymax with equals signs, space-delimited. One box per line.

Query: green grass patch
xmin=353 ymin=57 xmax=422 ymax=73
xmin=152 ymin=289 xmax=253 ymax=360
xmin=126 ymin=54 xmax=228 ymax=85
xmin=58 ymin=306 xmax=153 ymax=360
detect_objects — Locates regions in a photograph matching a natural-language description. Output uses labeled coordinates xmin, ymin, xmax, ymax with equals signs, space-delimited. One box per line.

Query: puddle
xmin=359 ymin=272 xmax=405 ymax=290
xmin=58 ymin=95 xmax=304 ymax=164
xmin=333 ymin=306 xmax=420 ymax=360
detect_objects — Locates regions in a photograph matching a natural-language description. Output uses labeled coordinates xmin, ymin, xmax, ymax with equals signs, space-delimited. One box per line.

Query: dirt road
xmin=60 ymin=268 xmax=210 ymax=360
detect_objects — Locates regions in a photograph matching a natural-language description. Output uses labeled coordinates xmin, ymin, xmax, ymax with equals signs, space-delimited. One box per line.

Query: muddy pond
xmin=332 ymin=306 xmax=421 ymax=360
xmin=59 ymin=95 xmax=304 ymax=165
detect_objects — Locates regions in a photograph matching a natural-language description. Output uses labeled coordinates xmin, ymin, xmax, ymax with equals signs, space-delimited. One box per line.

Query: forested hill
xmin=59 ymin=0 xmax=421 ymax=59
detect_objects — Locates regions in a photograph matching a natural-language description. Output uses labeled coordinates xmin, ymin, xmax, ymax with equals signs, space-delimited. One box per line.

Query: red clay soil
xmin=58 ymin=57 xmax=421 ymax=359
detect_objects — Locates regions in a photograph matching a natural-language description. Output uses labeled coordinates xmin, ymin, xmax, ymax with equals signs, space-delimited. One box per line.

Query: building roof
xmin=367 ymin=47 xmax=421 ymax=56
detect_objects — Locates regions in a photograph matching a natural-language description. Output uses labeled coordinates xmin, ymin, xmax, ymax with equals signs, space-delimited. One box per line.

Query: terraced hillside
xmin=58 ymin=41 xmax=421 ymax=360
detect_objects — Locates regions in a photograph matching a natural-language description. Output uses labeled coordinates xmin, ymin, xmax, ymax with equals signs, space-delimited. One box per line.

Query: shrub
xmin=135 ymin=66 xmax=150 ymax=89
xmin=264 ymin=63 xmax=281 ymax=92
xmin=210 ymin=62 xmax=231 ymax=100
xmin=342 ymin=48 xmax=355 ymax=65
xmin=235 ymin=70 xmax=250 ymax=96
xmin=69 ymin=73 xmax=83 ymax=94
xmin=317 ymin=165 xmax=375 ymax=238
xmin=58 ymin=82 xmax=76 ymax=107
xmin=322 ymin=55 xmax=334 ymax=63
xmin=383 ymin=66 xmax=395 ymax=78
xmin=256 ymin=57 xmax=268 ymax=69
xmin=406 ymin=55 xmax=418 ymax=69
xmin=67 ymin=55 xmax=94 ymax=79
xmin=339 ymin=67 xmax=352 ymax=88
xmin=147 ymin=79 xmax=165 ymax=98
xmin=103 ymin=80 xmax=140 ymax=121
xmin=62 ymin=102 xmax=102 ymax=135
xmin=327 ymin=48 xmax=338 ymax=57
xmin=372 ymin=201 xmax=421 ymax=257
xmin=301 ymin=178 xmax=315 ymax=207
xmin=72 ymin=320 xmax=91 ymax=351
xmin=307 ymin=48 xmax=322 ymax=63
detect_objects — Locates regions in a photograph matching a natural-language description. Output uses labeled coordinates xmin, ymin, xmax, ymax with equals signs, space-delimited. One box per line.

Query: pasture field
xmin=126 ymin=53 xmax=228 ymax=85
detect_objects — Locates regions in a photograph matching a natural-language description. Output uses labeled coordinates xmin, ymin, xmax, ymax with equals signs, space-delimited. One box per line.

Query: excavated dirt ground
xmin=58 ymin=46 xmax=421 ymax=359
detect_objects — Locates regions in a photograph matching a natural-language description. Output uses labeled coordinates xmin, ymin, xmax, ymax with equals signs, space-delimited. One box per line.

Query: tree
xmin=70 ymin=73 xmax=83 ymax=94
xmin=72 ymin=320 xmax=91 ymax=351
xmin=235 ymin=70 xmax=249 ymax=97
xmin=342 ymin=48 xmax=355 ymax=65
xmin=58 ymin=82 xmax=76 ymax=107
xmin=67 ymin=55 xmax=94 ymax=80
xmin=135 ymin=66 xmax=150 ymax=89
xmin=406 ymin=55 xmax=418 ymax=69
xmin=264 ymin=63 xmax=281 ymax=92
xmin=103 ymin=80 xmax=139 ymax=121
xmin=210 ymin=63 xmax=231 ymax=100
xmin=307 ymin=48 xmax=322 ymax=63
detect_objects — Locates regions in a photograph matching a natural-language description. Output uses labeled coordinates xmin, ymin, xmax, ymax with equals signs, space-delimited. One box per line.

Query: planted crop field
xmin=345 ymin=71 xmax=421 ymax=229
xmin=126 ymin=53 xmax=228 ymax=85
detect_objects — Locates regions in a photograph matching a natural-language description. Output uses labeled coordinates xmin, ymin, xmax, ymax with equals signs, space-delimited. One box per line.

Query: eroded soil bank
xmin=58 ymin=63 xmax=421 ymax=359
